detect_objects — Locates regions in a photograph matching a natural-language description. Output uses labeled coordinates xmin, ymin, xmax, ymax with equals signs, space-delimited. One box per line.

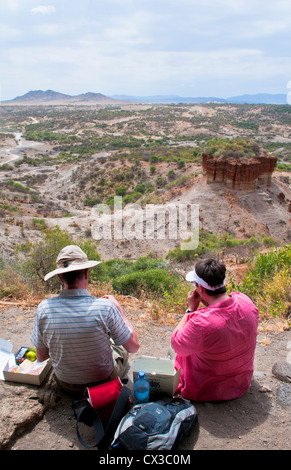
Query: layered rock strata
xmin=202 ymin=152 xmax=277 ymax=190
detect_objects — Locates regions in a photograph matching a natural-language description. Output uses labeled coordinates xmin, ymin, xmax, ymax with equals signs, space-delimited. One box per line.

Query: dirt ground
xmin=0 ymin=300 xmax=290 ymax=452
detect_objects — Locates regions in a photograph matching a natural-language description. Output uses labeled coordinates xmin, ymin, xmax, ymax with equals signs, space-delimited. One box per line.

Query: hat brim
xmin=185 ymin=268 xmax=225 ymax=291
xmin=44 ymin=261 xmax=102 ymax=281
xmin=185 ymin=270 xmax=196 ymax=282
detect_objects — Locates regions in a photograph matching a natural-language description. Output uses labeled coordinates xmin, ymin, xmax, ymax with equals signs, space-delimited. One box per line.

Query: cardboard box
xmin=0 ymin=338 xmax=14 ymax=381
xmin=0 ymin=338 xmax=52 ymax=386
xmin=133 ymin=356 xmax=181 ymax=396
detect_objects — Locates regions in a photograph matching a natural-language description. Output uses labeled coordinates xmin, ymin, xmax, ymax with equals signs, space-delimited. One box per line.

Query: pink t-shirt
xmin=171 ymin=292 xmax=259 ymax=401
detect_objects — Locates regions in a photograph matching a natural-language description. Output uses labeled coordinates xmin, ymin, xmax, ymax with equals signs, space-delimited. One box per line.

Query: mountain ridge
xmin=1 ymin=89 xmax=288 ymax=105
xmin=1 ymin=89 xmax=131 ymax=105
xmin=112 ymin=93 xmax=287 ymax=105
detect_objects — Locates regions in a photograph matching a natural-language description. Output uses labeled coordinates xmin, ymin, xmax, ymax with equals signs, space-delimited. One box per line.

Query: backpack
xmin=110 ymin=396 xmax=198 ymax=450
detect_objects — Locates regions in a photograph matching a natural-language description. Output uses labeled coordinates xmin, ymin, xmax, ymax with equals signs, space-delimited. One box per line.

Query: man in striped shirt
xmin=31 ymin=245 xmax=139 ymax=395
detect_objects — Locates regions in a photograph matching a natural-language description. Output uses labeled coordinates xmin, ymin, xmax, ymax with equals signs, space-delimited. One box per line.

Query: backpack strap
xmin=74 ymin=385 xmax=131 ymax=449
xmin=98 ymin=385 xmax=131 ymax=450
xmin=75 ymin=404 xmax=104 ymax=448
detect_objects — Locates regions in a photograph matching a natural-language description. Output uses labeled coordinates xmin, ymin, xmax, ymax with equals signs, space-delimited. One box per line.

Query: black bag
xmin=111 ymin=396 xmax=198 ymax=450
xmin=72 ymin=383 xmax=131 ymax=450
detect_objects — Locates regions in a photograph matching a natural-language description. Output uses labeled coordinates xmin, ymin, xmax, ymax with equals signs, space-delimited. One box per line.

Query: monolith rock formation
xmin=202 ymin=150 xmax=277 ymax=191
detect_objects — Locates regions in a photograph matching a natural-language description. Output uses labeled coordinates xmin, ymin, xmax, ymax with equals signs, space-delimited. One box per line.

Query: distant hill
xmin=1 ymin=90 xmax=131 ymax=105
xmin=11 ymin=90 xmax=70 ymax=103
xmin=112 ymin=94 xmax=226 ymax=104
xmin=226 ymin=93 xmax=287 ymax=105
xmin=2 ymin=90 xmax=288 ymax=106
xmin=112 ymin=93 xmax=288 ymax=105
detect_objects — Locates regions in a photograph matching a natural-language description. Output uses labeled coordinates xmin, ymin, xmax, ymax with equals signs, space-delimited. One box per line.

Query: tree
xmin=16 ymin=226 xmax=101 ymax=293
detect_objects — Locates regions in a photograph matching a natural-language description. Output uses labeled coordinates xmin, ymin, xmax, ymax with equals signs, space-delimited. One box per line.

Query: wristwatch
xmin=185 ymin=308 xmax=192 ymax=313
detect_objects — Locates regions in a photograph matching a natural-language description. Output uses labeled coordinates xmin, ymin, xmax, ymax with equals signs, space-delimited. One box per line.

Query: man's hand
xmin=187 ymin=288 xmax=201 ymax=312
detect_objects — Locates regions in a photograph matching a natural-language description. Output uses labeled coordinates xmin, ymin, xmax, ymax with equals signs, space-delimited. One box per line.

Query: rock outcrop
xmin=202 ymin=152 xmax=277 ymax=191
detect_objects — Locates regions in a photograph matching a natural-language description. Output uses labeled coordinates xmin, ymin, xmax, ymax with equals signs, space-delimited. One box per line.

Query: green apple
xmin=26 ymin=350 xmax=36 ymax=362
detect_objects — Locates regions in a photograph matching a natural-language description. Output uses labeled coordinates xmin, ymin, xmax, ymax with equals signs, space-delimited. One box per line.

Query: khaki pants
xmin=110 ymin=342 xmax=129 ymax=379
xmin=55 ymin=343 xmax=129 ymax=396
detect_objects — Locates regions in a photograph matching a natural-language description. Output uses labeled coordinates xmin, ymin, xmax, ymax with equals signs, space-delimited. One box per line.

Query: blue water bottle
xmin=134 ymin=371 xmax=150 ymax=403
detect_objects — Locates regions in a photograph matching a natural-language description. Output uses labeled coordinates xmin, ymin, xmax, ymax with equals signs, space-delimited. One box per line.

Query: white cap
xmin=185 ymin=267 xmax=225 ymax=291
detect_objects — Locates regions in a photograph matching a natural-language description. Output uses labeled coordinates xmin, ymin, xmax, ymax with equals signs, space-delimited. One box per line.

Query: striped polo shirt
xmin=30 ymin=289 xmax=132 ymax=384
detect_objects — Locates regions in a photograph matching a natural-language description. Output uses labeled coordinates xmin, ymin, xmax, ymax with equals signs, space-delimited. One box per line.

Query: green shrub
xmin=130 ymin=257 xmax=168 ymax=272
xmin=155 ymin=176 xmax=166 ymax=187
xmin=32 ymin=218 xmax=47 ymax=230
xmin=239 ymin=244 xmax=291 ymax=299
xmin=96 ymin=259 xmax=134 ymax=283
xmin=115 ymin=186 xmax=127 ymax=196
xmin=0 ymin=203 xmax=18 ymax=213
xmin=98 ymin=257 xmax=168 ymax=283
xmin=98 ymin=256 xmax=178 ymax=296
xmin=166 ymin=231 xmax=225 ymax=261
xmin=84 ymin=198 xmax=102 ymax=207
xmin=231 ymin=244 xmax=291 ymax=318
xmin=205 ymin=137 xmax=261 ymax=160
xmin=106 ymin=195 xmax=115 ymax=206
xmin=112 ymin=268 xmax=177 ymax=295
xmin=166 ymin=232 xmax=274 ymax=262
xmin=123 ymin=192 xmax=143 ymax=203
xmin=135 ymin=183 xmax=146 ymax=194
xmin=276 ymin=162 xmax=291 ymax=171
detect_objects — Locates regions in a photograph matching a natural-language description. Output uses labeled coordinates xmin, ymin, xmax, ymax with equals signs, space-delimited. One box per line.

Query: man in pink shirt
xmin=171 ymin=258 xmax=259 ymax=401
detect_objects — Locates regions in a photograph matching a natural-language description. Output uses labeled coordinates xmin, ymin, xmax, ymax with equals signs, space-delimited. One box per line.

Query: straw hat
xmin=44 ymin=245 xmax=101 ymax=281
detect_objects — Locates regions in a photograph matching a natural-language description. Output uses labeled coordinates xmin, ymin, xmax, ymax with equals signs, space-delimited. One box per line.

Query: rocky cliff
xmin=202 ymin=152 xmax=277 ymax=190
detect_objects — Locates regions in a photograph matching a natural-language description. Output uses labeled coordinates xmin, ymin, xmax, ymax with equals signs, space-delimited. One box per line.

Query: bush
xmin=233 ymin=244 xmax=291 ymax=318
xmin=96 ymin=259 xmax=134 ymax=283
xmin=155 ymin=176 xmax=166 ymax=187
xmin=130 ymin=257 xmax=168 ymax=272
xmin=115 ymin=186 xmax=127 ymax=196
xmin=98 ymin=257 xmax=169 ymax=283
xmin=239 ymin=244 xmax=291 ymax=298
xmin=166 ymin=231 xmax=226 ymax=261
xmin=254 ymin=269 xmax=291 ymax=317
xmin=205 ymin=137 xmax=261 ymax=160
xmin=0 ymin=259 xmax=36 ymax=299
xmin=123 ymin=192 xmax=143 ymax=203
xmin=135 ymin=183 xmax=146 ymax=194
xmin=166 ymin=232 xmax=274 ymax=262
xmin=84 ymin=198 xmax=102 ymax=207
xmin=98 ymin=256 xmax=179 ymax=297
xmin=112 ymin=268 xmax=177 ymax=295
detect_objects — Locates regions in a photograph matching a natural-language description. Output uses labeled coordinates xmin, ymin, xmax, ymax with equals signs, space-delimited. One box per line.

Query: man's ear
xmin=198 ymin=284 xmax=205 ymax=294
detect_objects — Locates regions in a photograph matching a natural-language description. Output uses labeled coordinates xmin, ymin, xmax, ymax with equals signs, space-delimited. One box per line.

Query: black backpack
xmin=110 ymin=396 xmax=198 ymax=450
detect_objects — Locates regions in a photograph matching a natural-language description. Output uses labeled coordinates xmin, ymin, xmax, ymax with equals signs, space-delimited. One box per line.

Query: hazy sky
xmin=1 ymin=0 xmax=291 ymax=101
